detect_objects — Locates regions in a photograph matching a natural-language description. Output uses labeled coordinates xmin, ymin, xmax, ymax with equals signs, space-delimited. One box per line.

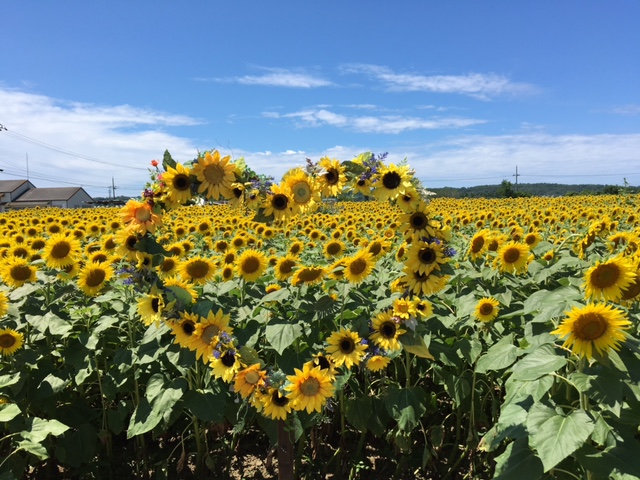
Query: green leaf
xmin=0 ymin=373 xmax=20 ymax=389
xmin=503 ymin=375 xmax=554 ymax=405
xmin=384 ymin=387 xmax=427 ymax=432
xmin=479 ymin=403 xmax=528 ymax=452
xmin=345 ymin=395 xmax=372 ymax=432
xmin=0 ymin=403 xmax=21 ymax=422
xmin=525 ymin=402 xmax=557 ymax=436
xmin=17 ymin=440 xmax=49 ymax=460
xmin=183 ymin=390 xmax=227 ymax=423
xmin=25 ymin=312 xmax=72 ymax=336
xmin=476 ymin=334 xmax=519 ymax=373
xmin=127 ymin=380 xmax=185 ymax=438
xmin=22 ymin=418 xmax=70 ymax=443
xmin=400 ymin=331 xmax=434 ymax=360
xmin=265 ymin=323 xmax=303 ymax=355
xmin=510 ymin=344 xmax=566 ymax=381
xmin=493 ymin=438 xmax=544 ymax=480
xmin=260 ymin=288 xmax=291 ymax=304
xmin=529 ymin=409 xmax=595 ymax=472
xmin=575 ymin=441 xmax=640 ymax=478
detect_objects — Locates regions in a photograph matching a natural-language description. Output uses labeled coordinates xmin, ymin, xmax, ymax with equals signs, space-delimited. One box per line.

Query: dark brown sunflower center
xmin=479 ymin=303 xmax=494 ymax=316
xmin=242 ymin=257 xmax=261 ymax=274
xmin=203 ymin=164 xmax=225 ymax=185
xmin=316 ymin=356 xmax=331 ymax=370
xmin=299 ymin=377 xmax=321 ymax=396
xmin=575 ymin=313 xmax=607 ymax=341
xmin=349 ymin=258 xmax=367 ymax=275
xmin=172 ymin=174 xmax=191 ymax=191
xmin=324 ymin=169 xmax=339 ymax=185
xmin=161 ymin=258 xmax=176 ymax=272
xmin=85 ymin=269 xmax=106 ymax=287
xmin=340 ymin=338 xmax=355 ymax=354
xmin=621 ymin=277 xmax=640 ymax=300
xmin=186 ymin=260 xmax=210 ymax=279
xmin=382 ymin=171 xmax=401 ymax=190
xmin=419 ymin=248 xmax=436 ymax=264
xmin=503 ymin=248 xmax=521 ymax=264
xmin=298 ymin=268 xmax=323 ymax=282
xmin=221 ymin=351 xmax=236 ymax=367
xmin=233 ymin=187 xmax=243 ymax=198
xmin=381 ymin=321 xmax=397 ymax=338
xmin=410 ymin=212 xmax=427 ymax=229
xmin=11 ymin=265 xmax=32 ymax=281
xmin=369 ymin=241 xmax=382 ymax=256
xmin=326 ymin=242 xmax=342 ymax=255
xmin=181 ymin=320 xmax=196 ymax=335
xmin=0 ymin=334 xmax=17 ymax=348
xmin=151 ymin=297 xmax=161 ymax=313
xmin=202 ymin=325 xmax=220 ymax=344
xmin=471 ymin=237 xmax=485 ymax=253
xmin=272 ymin=194 xmax=289 ymax=211
xmin=591 ymin=264 xmax=620 ymax=288
xmin=125 ymin=236 xmax=138 ymax=250
xmin=272 ymin=391 xmax=289 ymax=407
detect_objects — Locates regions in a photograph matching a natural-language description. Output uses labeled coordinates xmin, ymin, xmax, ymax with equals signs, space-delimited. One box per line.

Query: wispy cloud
xmin=610 ymin=104 xmax=640 ymax=115
xmin=0 ymin=88 xmax=200 ymax=196
xmin=202 ymin=67 xmax=333 ymax=88
xmin=262 ymin=108 xmax=486 ymax=134
xmin=341 ymin=64 xmax=537 ymax=100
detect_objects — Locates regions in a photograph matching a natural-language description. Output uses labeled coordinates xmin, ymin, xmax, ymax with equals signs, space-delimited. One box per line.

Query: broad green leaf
xmin=0 ymin=403 xmax=21 ymax=422
xmin=510 ymin=344 xmax=566 ymax=381
xmin=144 ymin=373 xmax=166 ymax=402
xmin=25 ymin=312 xmax=72 ymax=336
xmin=127 ymin=383 xmax=184 ymax=438
xmin=384 ymin=387 xmax=427 ymax=432
xmin=345 ymin=395 xmax=372 ymax=432
xmin=260 ymin=288 xmax=291 ymax=304
xmin=479 ymin=403 xmax=528 ymax=452
xmin=504 ymin=375 xmax=554 ymax=405
xmin=265 ymin=323 xmax=303 ymax=355
xmin=22 ymin=418 xmax=70 ymax=443
xmin=476 ymin=334 xmax=519 ymax=373
xmin=526 ymin=402 xmax=557 ymax=436
xmin=17 ymin=440 xmax=49 ymax=460
xmin=0 ymin=373 xmax=20 ymax=389
xmin=530 ymin=409 xmax=594 ymax=472
xmin=400 ymin=331 xmax=434 ymax=360
xmin=183 ymin=390 xmax=227 ymax=423
xmin=493 ymin=438 xmax=544 ymax=480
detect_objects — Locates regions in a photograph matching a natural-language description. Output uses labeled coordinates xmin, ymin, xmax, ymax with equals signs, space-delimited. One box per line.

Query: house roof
xmin=12 ymin=187 xmax=92 ymax=202
xmin=0 ymin=180 xmax=32 ymax=194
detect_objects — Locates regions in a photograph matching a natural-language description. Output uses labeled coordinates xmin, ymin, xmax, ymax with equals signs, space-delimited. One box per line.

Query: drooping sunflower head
xmin=179 ymin=256 xmax=217 ymax=285
xmin=291 ymin=266 xmax=326 ymax=287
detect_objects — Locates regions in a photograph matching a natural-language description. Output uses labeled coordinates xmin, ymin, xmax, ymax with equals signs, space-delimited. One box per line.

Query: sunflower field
xmin=1 ymin=151 xmax=639 ymax=480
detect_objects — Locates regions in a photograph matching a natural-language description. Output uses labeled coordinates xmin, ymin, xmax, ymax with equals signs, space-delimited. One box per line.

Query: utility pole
xmin=513 ymin=165 xmax=520 ymax=192
xmin=112 ymin=177 xmax=117 ymax=199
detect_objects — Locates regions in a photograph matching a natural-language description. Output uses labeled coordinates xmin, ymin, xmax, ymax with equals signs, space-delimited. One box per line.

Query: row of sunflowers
xmin=1 ymin=151 xmax=639 ymax=479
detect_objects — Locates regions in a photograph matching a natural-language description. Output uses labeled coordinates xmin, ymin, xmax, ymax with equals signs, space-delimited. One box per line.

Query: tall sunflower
xmin=77 ymin=262 xmax=114 ymax=296
xmin=474 ymin=297 xmax=500 ymax=322
xmin=291 ymin=265 xmax=326 ymax=287
xmin=399 ymin=201 xmax=435 ymax=240
xmin=322 ymin=240 xmax=346 ymax=259
xmin=137 ymin=290 xmax=165 ymax=326
xmin=120 ymin=199 xmax=162 ymax=234
xmin=583 ymin=256 xmax=635 ymax=302
xmin=168 ymin=312 xmax=199 ymax=350
xmin=0 ymin=257 xmax=38 ymax=288
xmin=42 ymin=233 xmax=82 ymax=269
xmin=235 ymin=249 xmax=268 ymax=282
xmin=0 ymin=328 xmax=24 ymax=356
xmin=317 ymin=157 xmax=346 ymax=197
xmin=191 ymin=309 xmax=233 ymax=362
xmin=285 ymin=363 xmax=335 ymax=414
xmin=552 ymin=303 xmax=631 ymax=360
xmin=325 ymin=328 xmax=368 ymax=369
xmin=260 ymin=388 xmax=292 ymax=421
xmin=210 ymin=348 xmax=242 ymax=383
xmin=468 ymin=229 xmax=490 ymax=261
xmin=372 ymin=163 xmax=413 ymax=202
xmin=263 ymin=184 xmax=293 ymax=222
xmin=191 ymin=150 xmax=236 ymax=200
xmin=400 ymin=267 xmax=449 ymax=296
xmin=234 ymin=363 xmax=268 ymax=399
xmin=369 ymin=311 xmax=406 ymax=351
xmin=494 ymin=241 xmax=531 ymax=275
xmin=342 ymin=250 xmax=375 ymax=284
xmin=162 ymin=163 xmax=193 ymax=206
xmin=283 ymin=168 xmax=321 ymax=214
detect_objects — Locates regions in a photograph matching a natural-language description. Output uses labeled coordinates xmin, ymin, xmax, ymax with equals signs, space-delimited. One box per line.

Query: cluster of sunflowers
xmin=120 ymin=150 xmax=454 ymax=419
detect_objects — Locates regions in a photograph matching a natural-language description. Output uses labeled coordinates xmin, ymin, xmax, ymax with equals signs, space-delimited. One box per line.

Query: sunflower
xmin=396 ymin=186 xmax=421 ymax=213
xmin=0 ymin=291 xmax=8 ymax=317
xmin=494 ymin=241 xmax=531 ymax=275
xmin=120 ymin=199 xmax=162 ymax=234
xmin=474 ymin=297 xmax=500 ymax=322
xmin=291 ymin=266 xmax=326 ymax=287
xmin=260 ymin=388 xmax=292 ymax=421
xmin=0 ymin=328 xmax=24 ymax=356
xmin=366 ymin=355 xmax=391 ymax=372
xmin=283 ymin=168 xmax=320 ymax=214
xmin=412 ymin=297 xmax=434 ymax=319
xmin=210 ymin=348 xmax=242 ymax=383
xmin=164 ymin=276 xmax=198 ymax=302
xmin=399 ymin=201 xmax=435 ymax=240
xmin=285 ymin=363 xmax=335 ymax=414
xmin=77 ymin=262 xmax=114 ymax=296
xmin=523 ymin=231 xmax=543 ymax=249
xmin=234 ymin=363 xmax=268 ymax=399
xmin=157 ymin=257 xmax=179 ymax=277
xmin=552 ymin=303 xmax=632 ymax=360
xmin=468 ymin=229 xmax=490 ymax=261
xmin=400 ymin=267 xmax=449 ymax=296
xmin=405 ymin=240 xmax=447 ymax=275
xmin=191 ymin=150 xmax=236 ymax=200
xmin=392 ymin=298 xmax=416 ymax=320
xmin=179 ymin=256 xmax=217 ymax=285
xmin=326 ymin=328 xmax=368 ymax=369
xmin=305 ymin=353 xmax=338 ymax=380
xmin=221 ymin=265 xmax=234 ymax=281
xmin=163 ymin=163 xmax=194 ymax=206
xmin=115 ymin=230 xmax=142 ymax=261
xmin=245 ymin=189 xmax=263 ymax=211
xmin=583 ymin=256 xmax=635 ymax=302
xmin=137 ymin=290 xmax=165 ymax=326
xmin=372 ymin=163 xmax=413 ymax=202
xmin=235 ymin=249 xmax=268 ymax=282
xmin=169 ymin=312 xmax=199 ymax=350
xmin=317 ymin=157 xmax=346 ymax=197
xmin=263 ymin=183 xmax=293 ymax=222
xmin=370 ymin=311 xmax=406 ymax=351
xmin=192 ymin=309 xmax=233 ymax=362
xmin=343 ymin=250 xmax=375 ymax=284
xmin=323 ymin=240 xmax=346 ymax=259
xmin=0 ymin=256 xmax=38 ymax=288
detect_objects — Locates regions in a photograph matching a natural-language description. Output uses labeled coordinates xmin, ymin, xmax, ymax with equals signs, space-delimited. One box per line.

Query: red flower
xmin=151 ymin=159 xmax=159 ymax=167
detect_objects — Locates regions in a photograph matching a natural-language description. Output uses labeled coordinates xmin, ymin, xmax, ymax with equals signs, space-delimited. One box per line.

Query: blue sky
xmin=1 ymin=1 xmax=639 ymax=197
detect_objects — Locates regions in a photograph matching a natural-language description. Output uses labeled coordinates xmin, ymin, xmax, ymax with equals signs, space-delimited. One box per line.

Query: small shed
xmin=0 ymin=180 xmax=36 ymax=212
xmin=6 ymin=187 xmax=94 ymax=210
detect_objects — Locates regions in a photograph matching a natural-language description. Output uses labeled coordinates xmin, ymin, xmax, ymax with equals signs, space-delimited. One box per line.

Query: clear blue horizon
xmin=1 ymin=1 xmax=639 ymax=197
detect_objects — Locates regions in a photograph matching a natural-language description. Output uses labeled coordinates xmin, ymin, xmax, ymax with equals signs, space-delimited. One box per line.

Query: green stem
xmin=404 ymin=350 xmax=412 ymax=388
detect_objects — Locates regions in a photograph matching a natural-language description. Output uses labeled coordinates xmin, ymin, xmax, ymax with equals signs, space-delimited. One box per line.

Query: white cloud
xmin=341 ymin=64 xmax=537 ymax=100
xmin=204 ymin=67 xmax=333 ymax=88
xmin=611 ymin=104 xmax=640 ymax=115
xmin=0 ymin=88 xmax=200 ymax=197
xmin=264 ymin=108 xmax=486 ymax=134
